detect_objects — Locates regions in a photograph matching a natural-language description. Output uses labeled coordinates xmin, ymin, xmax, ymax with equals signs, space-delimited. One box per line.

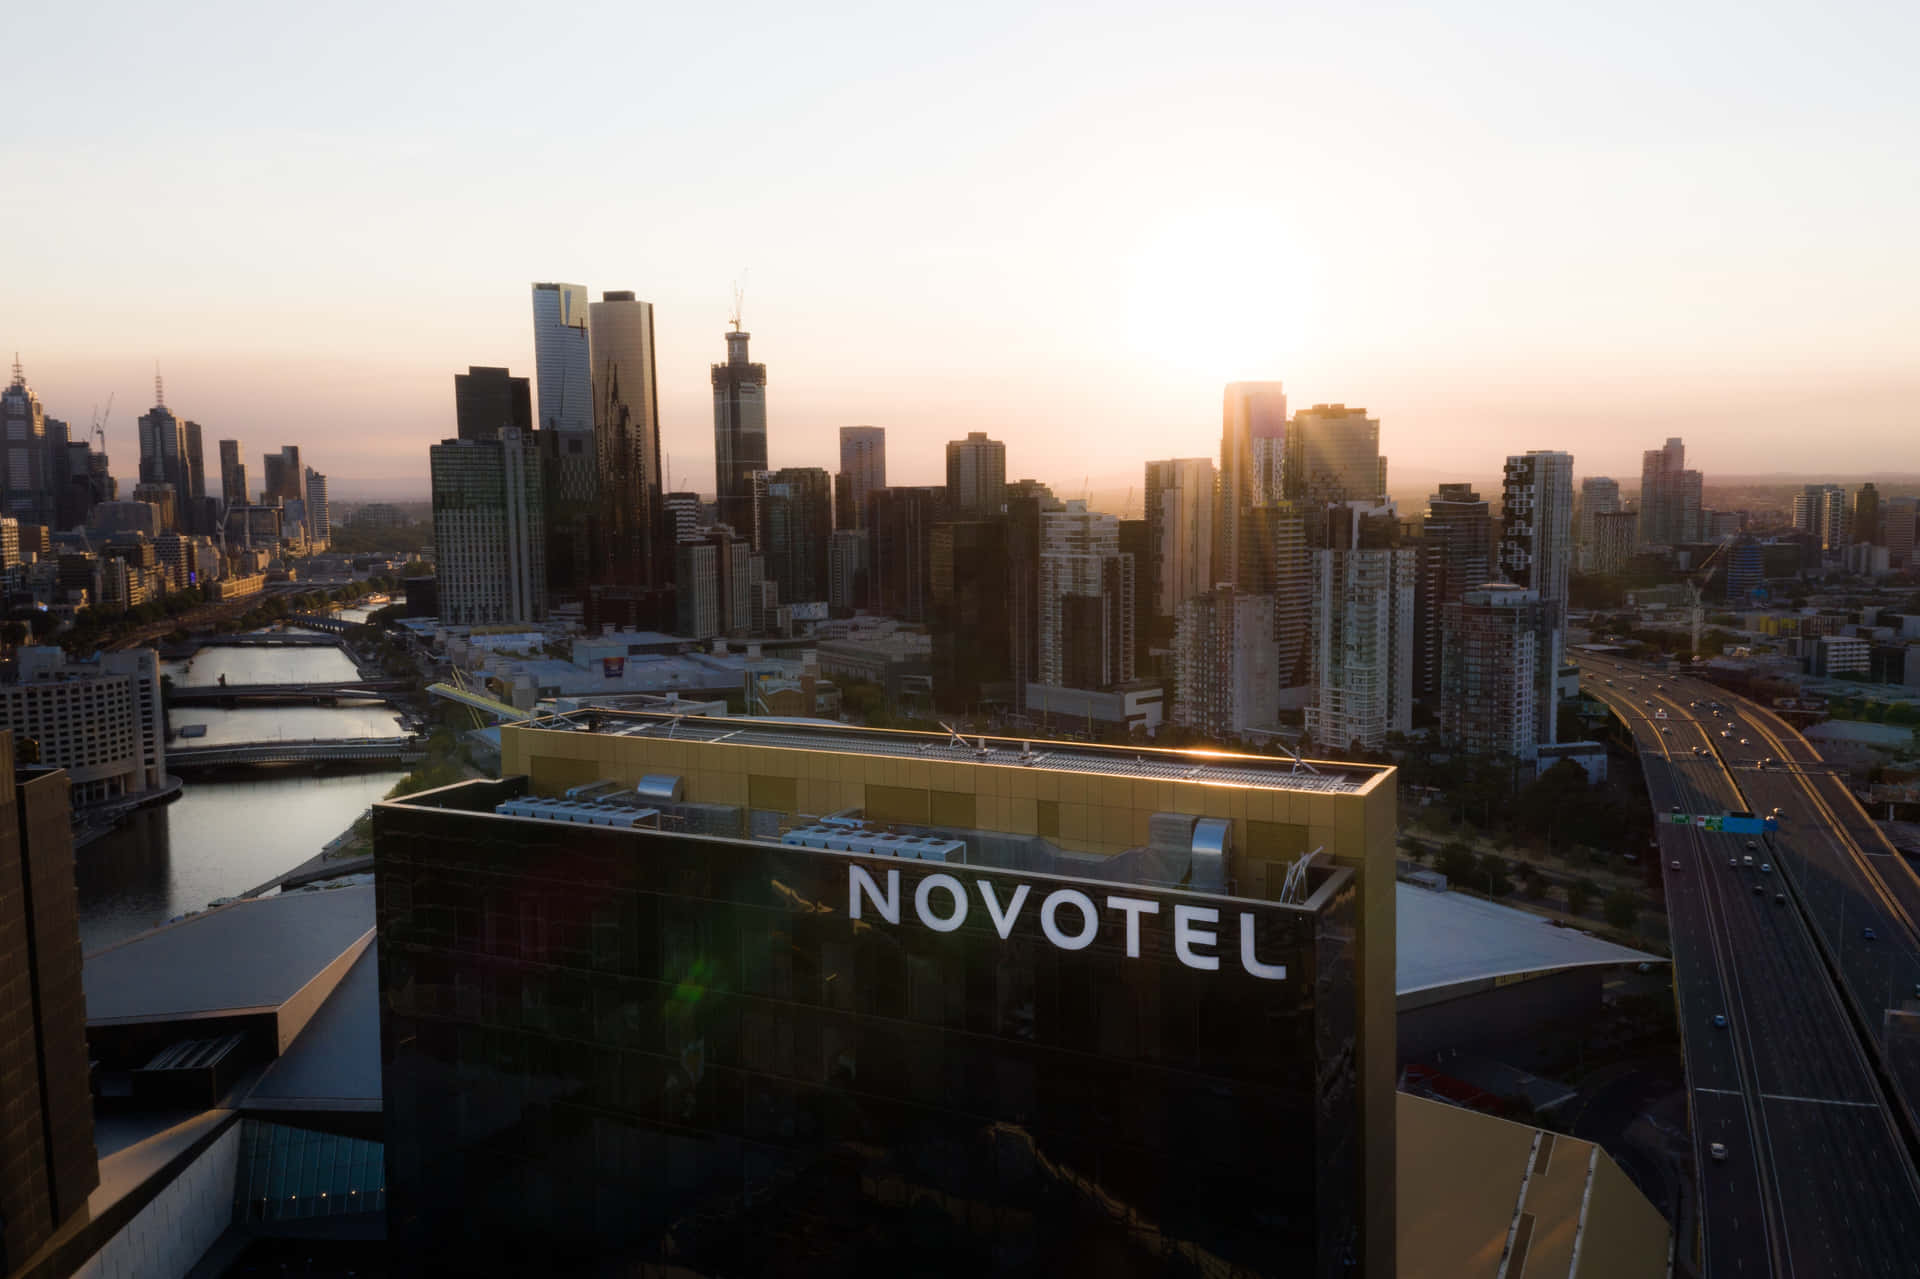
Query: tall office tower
xmin=711 ymin=325 xmax=768 ymax=536
xmin=1637 ymin=437 xmax=1701 ymax=547
xmin=1591 ymin=510 xmax=1638 ymax=575
xmin=218 ymin=438 xmax=247 ymax=505
xmin=1289 ymin=404 xmax=1384 ymax=507
xmin=429 ymin=427 xmax=547 ymax=625
xmin=1172 ymin=585 xmax=1279 ymax=738
xmin=1257 ymin=502 xmax=1315 ymax=692
xmin=1414 ymin=484 xmax=1493 ymax=698
xmin=1724 ymin=538 xmax=1764 ymax=601
xmin=674 ymin=540 xmax=722 ymax=639
xmin=1307 ymin=504 xmax=1416 ymax=752
xmin=303 ymin=468 xmax=330 ymax=547
xmin=262 ymin=445 xmax=303 ymax=504
xmin=754 ymin=467 xmax=832 ymax=605
xmin=1577 ymin=476 xmax=1621 ymax=570
xmin=1498 ymin=451 xmax=1573 ymax=736
xmin=1144 ymin=458 xmax=1215 ymax=616
xmin=945 ymin=431 xmax=1007 ymax=519
xmin=1216 ymin=381 xmax=1286 ymax=590
xmin=1799 ymin=484 xmax=1850 ymax=552
xmin=0 ymin=733 xmax=98 ymax=1273
xmin=1005 ymin=492 xmax=1046 ymax=712
xmin=531 ymin=282 xmax=593 ymax=433
xmin=931 ymin=521 xmax=1013 ymax=711
xmin=663 ymin=490 xmax=702 ymax=544
xmin=836 ymin=426 xmax=886 ymax=529
xmin=1791 ymin=484 xmax=1818 ymax=536
xmin=180 ymin=419 xmax=207 ymax=531
xmin=1885 ymin=497 xmax=1919 ymax=569
xmin=591 ymin=291 xmax=665 ymax=588
xmin=454 ymin=366 xmax=533 ymax=441
xmin=866 ymin=486 xmax=946 ymax=622
xmin=1006 ymin=477 xmax=1062 ymax=509
xmin=535 ymin=428 xmax=598 ymax=605
xmin=827 ymin=527 xmax=869 ymax=612
xmin=1854 ymin=483 xmax=1881 ymax=546
xmin=56 ymin=435 xmax=97 ymax=531
xmin=1118 ymin=517 xmax=1157 ymax=678
xmin=136 ymin=394 xmax=187 ymax=492
xmin=2 ymin=359 xmax=51 ymax=527
xmin=1037 ymin=501 xmax=1135 ymax=689
xmin=1439 ymin=585 xmax=1553 ymax=759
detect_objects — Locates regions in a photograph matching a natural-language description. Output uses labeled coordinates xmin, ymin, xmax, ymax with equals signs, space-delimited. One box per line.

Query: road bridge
xmin=167 ymin=679 xmax=411 ymax=707
xmin=168 ymin=738 xmax=426 ymax=768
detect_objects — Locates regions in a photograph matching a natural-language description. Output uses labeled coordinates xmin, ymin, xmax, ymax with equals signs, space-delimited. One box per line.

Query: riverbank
xmin=72 ymin=775 xmax=184 ymax=850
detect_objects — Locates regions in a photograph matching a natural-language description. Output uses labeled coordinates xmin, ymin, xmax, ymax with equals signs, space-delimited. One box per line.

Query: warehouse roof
xmin=1396 ymin=882 xmax=1662 ymax=998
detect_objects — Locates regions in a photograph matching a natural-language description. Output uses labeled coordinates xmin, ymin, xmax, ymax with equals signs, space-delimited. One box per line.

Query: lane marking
xmin=1760 ymin=1093 xmax=1879 ymax=1110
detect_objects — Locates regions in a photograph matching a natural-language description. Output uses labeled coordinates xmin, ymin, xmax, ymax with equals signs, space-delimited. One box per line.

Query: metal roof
xmin=84 ymin=885 xmax=375 ymax=1024
xmin=587 ymin=712 xmax=1376 ymax=795
xmin=246 ymin=946 xmax=382 ymax=1112
xmin=1395 ymin=882 xmax=1663 ymax=997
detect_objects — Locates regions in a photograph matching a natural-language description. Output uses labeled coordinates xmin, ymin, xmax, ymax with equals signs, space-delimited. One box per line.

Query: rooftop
xmin=1395 ymin=882 xmax=1662 ymax=998
xmin=585 ymin=710 xmax=1381 ymax=795
xmin=84 ymin=885 xmax=375 ymax=1025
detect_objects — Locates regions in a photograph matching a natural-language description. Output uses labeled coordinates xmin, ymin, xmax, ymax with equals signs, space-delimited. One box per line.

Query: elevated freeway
xmin=1579 ymin=655 xmax=1920 ymax=1276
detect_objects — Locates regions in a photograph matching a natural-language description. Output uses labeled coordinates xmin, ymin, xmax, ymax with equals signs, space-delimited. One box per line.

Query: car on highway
xmin=1775 ymin=893 xmax=1786 ymax=904
xmin=1864 ymin=928 xmax=1878 ymax=942
xmin=1721 ymin=729 xmax=1731 ymax=737
xmin=1753 ymin=884 xmax=1765 ymax=894
xmin=1740 ymin=738 xmax=1749 ymax=745
xmin=1713 ymin=1014 xmax=1728 ymax=1027
xmin=1709 ymin=1141 xmax=1728 ymax=1162
xmin=1761 ymin=864 xmax=1771 ymax=874
xmin=1746 ymin=841 xmax=1757 ymax=850
xmin=1672 ymin=804 xmax=1682 ymax=813
xmin=1743 ymin=855 xmax=1754 ymax=865
xmin=1728 ymin=857 xmax=1736 ymax=868
xmin=1671 ymin=860 xmax=1682 ymax=869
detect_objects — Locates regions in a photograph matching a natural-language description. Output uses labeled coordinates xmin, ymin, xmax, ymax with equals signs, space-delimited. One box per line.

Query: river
xmin=76 ymin=613 xmax=410 ymax=953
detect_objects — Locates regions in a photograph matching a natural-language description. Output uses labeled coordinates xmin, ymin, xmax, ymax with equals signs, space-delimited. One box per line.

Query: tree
xmin=1566 ymin=879 xmax=1598 ymax=917
xmin=1475 ymin=852 xmax=1513 ymax=897
xmin=1519 ymin=864 xmax=1546 ymax=899
xmin=1603 ymin=891 xmax=1638 ymax=931
xmin=1435 ymin=840 xmax=1479 ymax=886
xmin=1398 ymin=834 xmax=1427 ymax=863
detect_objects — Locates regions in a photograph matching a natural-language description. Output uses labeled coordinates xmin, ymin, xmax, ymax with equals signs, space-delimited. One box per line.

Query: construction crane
xmin=91 ymin=392 xmax=114 ymax=453
xmin=1686 ymin=533 xmax=1738 ymax=657
xmin=730 ymin=271 xmax=748 ymax=332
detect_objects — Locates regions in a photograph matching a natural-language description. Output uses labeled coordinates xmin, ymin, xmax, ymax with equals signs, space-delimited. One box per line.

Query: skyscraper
xmin=836 ymin=426 xmax=886 ymax=529
xmin=1307 ymin=504 xmax=1416 ymax=752
xmin=136 ymin=398 xmax=186 ymax=494
xmin=218 ymin=438 xmax=247 ymax=505
xmin=712 ymin=326 xmax=768 ymax=536
xmin=453 ymin=366 xmax=533 ymax=441
xmin=1637 ymin=438 xmax=1701 ymax=547
xmin=262 ymin=445 xmax=303 ymax=504
xmin=304 ymin=467 xmax=330 ymax=547
xmin=1792 ymin=483 xmax=1849 ymax=554
xmin=1172 ymin=585 xmax=1279 ymax=737
xmin=1885 ymin=497 xmax=1918 ymax=569
xmin=1290 ymin=404 xmax=1384 ymax=507
xmin=1416 ymin=484 xmax=1493 ymax=698
xmin=182 ymin=418 xmax=207 ymax=520
xmin=663 ymin=490 xmax=702 ymax=545
xmin=866 ymin=487 xmax=945 ymax=623
xmin=1439 ymin=585 xmax=1553 ymax=759
xmin=1037 ymin=502 xmax=1134 ymax=689
xmin=827 ymin=527 xmax=869 ymax=612
xmin=430 ymin=428 xmax=547 ymax=625
xmin=590 ymin=291 xmax=664 ymax=589
xmin=1144 ymin=457 xmax=1215 ymax=617
xmin=930 ymin=520 xmax=1012 ymax=711
xmin=1854 ymin=483 xmax=1881 ymax=546
xmin=531 ymin=281 xmax=592 ymax=434
xmin=1577 ymin=476 xmax=1620 ymax=570
xmin=0 ymin=732 xmax=98 ymax=1273
xmin=944 ymin=432 xmax=1006 ymax=520
xmin=1 ymin=359 xmax=50 ymax=527
xmin=1216 ymin=381 xmax=1287 ymax=590
xmin=754 ymin=467 xmax=832 ymax=605
xmin=1498 ymin=451 xmax=1574 ymax=741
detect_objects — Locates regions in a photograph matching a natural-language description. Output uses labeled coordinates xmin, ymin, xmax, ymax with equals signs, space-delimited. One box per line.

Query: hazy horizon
xmin=7 ymin=2 xmax=1915 ymax=498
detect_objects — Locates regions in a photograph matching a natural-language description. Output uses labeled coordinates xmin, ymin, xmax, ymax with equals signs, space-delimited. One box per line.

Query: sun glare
xmin=1126 ymin=209 xmax=1315 ymax=382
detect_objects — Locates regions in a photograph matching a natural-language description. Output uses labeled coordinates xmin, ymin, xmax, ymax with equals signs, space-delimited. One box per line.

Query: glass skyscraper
xmin=531 ymin=282 xmax=593 ymax=434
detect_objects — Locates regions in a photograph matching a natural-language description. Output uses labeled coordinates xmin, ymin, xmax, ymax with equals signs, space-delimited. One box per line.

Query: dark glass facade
xmin=376 ymin=786 xmax=1359 ymax=1276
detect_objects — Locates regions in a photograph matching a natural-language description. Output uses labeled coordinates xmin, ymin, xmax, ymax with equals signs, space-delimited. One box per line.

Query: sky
xmin=4 ymin=1 xmax=1916 ymax=500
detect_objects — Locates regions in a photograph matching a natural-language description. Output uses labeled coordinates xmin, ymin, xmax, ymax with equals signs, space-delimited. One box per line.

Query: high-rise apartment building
xmin=453 ymin=365 xmax=533 ymax=441
xmin=1498 ymin=451 xmax=1573 ymax=736
xmin=429 ymin=428 xmax=547 ymax=625
xmin=1637 ymin=438 xmax=1701 ymax=547
xmin=1577 ymin=476 xmax=1620 ymax=570
xmin=1591 ymin=510 xmax=1639 ymax=575
xmin=663 ymin=490 xmax=702 ymax=545
xmin=1724 ymin=538 xmax=1765 ymax=601
xmin=1290 ymin=404 xmax=1385 ymax=507
xmin=712 ymin=327 xmax=768 ymax=536
xmin=1 ymin=647 xmax=166 ymax=805
xmin=1307 ymin=504 xmax=1416 ymax=752
xmin=1854 ymin=483 xmax=1881 ymax=546
xmin=674 ymin=540 xmax=722 ymax=640
xmin=1037 ymin=502 xmax=1134 ymax=689
xmin=590 ymin=291 xmax=665 ymax=589
xmin=531 ymin=282 xmax=593 ymax=433
xmin=1144 ymin=458 xmax=1215 ymax=617
xmin=836 ymin=426 xmax=886 ymax=529
xmin=0 ymin=733 xmax=97 ymax=1274
xmin=1792 ymin=483 xmax=1850 ymax=554
xmin=754 ymin=467 xmax=832 ymax=606
xmin=303 ymin=467 xmax=330 ymax=548
xmin=827 ymin=527 xmax=869 ymax=612
xmin=930 ymin=520 xmax=1012 ymax=711
xmin=1884 ymin=497 xmax=1918 ymax=569
xmin=1415 ymin=484 xmax=1493 ymax=699
xmin=1 ymin=359 xmax=51 ymax=526
xmin=218 ymin=438 xmax=247 ymax=505
xmin=1172 ymin=585 xmax=1279 ymax=737
xmin=866 ymin=486 xmax=945 ymax=623
xmin=1216 ymin=381 xmax=1287 ymax=589
xmin=1439 ymin=585 xmax=1552 ymax=760
xmin=262 ymin=446 xmax=303 ymax=504
xmin=944 ymin=431 xmax=1006 ymax=520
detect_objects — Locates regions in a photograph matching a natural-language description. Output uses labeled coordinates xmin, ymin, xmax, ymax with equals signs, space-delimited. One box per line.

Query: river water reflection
xmin=78 ymin=626 xmax=407 ymax=951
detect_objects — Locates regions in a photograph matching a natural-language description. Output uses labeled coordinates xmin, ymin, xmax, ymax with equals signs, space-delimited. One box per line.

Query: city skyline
xmin=5 ymin=4 xmax=1915 ymax=496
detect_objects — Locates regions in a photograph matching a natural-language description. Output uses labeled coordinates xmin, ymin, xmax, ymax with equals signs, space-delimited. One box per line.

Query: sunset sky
xmin=5 ymin=1 xmax=1915 ymax=499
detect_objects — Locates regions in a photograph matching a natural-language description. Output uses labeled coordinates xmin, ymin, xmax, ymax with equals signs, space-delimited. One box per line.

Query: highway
xmin=1577 ymin=653 xmax=1920 ymax=1276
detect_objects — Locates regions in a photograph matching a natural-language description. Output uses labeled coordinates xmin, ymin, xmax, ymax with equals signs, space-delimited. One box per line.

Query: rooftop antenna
xmin=729 ymin=271 xmax=748 ymax=331
xmin=153 ymin=362 xmax=165 ymax=407
xmin=8 ymin=353 xmax=22 ymax=387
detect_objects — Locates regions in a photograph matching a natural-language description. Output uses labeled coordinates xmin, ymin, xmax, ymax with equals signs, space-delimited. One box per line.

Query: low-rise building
xmin=1 ymin=648 xmax=165 ymax=806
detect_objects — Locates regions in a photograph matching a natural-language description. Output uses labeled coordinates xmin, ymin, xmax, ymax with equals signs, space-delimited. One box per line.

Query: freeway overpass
xmin=1578 ymin=654 xmax=1920 ymax=1276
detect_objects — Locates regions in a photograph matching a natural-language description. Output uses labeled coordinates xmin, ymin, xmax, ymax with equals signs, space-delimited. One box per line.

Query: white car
xmin=1671 ymin=860 xmax=1682 ymax=869
xmin=1710 ymin=1141 xmax=1728 ymax=1162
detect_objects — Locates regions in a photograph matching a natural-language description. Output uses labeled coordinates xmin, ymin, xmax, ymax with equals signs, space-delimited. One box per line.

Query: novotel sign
xmin=847 ymin=865 xmax=1289 ymax=981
